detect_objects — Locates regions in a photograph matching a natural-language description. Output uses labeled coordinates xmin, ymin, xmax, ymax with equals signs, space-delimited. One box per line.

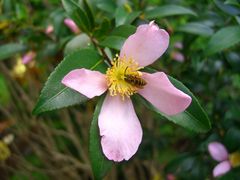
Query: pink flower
xmin=64 ymin=18 xmax=80 ymax=34
xmin=167 ymin=174 xmax=176 ymax=180
xmin=171 ymin=52 xmax=185 ymax=62
xmin=62 ymin=21 xmax=192 ymax=162
xmin=174 ymin=42 xmax=183 ymax=49
xmin=45 ymin=25 xmax=54 ymax=35
xmin=208 ymin=142 xmax=231 ymax=177
xmin=22 ymin=51 xmax=36 ymax=64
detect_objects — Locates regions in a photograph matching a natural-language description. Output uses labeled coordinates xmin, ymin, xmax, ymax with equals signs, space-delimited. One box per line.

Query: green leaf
xmin=64 ymin=33 xmax=91 ymax=55
xmin=115 ymin=6 xmax=128 ymax=27
xmin=0 ymin=43 xmax=26 ymax=61
xmin=224 ymin=0 xmax=240 ymax=7
xmin=89 ymin=95 xmax=113 ymax=180
xmin=145 ymin=5 xmax=197 ymax=19
xmin=15 ymin=3 xmax=28 ymax=20
xmin=96 ymin=0 xmax=116 ymax=14
xmin=124 ymin=11 xmax=141 ymax=25
xmin=82 ymin=0 xmax=95 ymax=29
xmin=138 ymin=72 xmax=211 ymax=133
xmin=115 ymin=6 xmax=141 ymax=26
xmin=93 ymin=18 xmax=111 ymax=39
xmin=62 ymin=0 xmax=90 ymax=32
xmin=100 ymin=36 xmax=126 ymax=50
xmin=165 ymin=153 xmax=193 ymax=173
xmin=224 ymin=127 xmax=240 ymax=151
xmin=110 ymin=25 xmax=136 ymax=38
xmin=2 ymin=0 xmax=14 ymax=13
xmin=178 ymin=22 xmax=214 ymax=36
xmin=33 ymin=49 xmax=107 ymax=115
xmin=61 ymin=0 xmax=78 ymax=12
xmin=115 ymin=7 xmax=140 ymax=26
xmin=50 ymin=9 xmax=65 ymax=37
xmin=0 ymin=75 xmax=10 ymax=105
xmin=205 ymin=26 xmax=240 ymax=55
xmin=214 ymin=0 xmax=240 ymax=16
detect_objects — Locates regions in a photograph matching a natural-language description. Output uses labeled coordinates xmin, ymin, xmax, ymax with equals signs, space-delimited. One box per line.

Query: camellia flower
xmin=208 ymin=142 xmax=231 ymax=177
xmin=64 ymin=18 xmax=80 ymax=34
xmin=62 ymin=21 xmax=192 ymax=162
xmin=208 ymin=141 xmax=240 ymax=177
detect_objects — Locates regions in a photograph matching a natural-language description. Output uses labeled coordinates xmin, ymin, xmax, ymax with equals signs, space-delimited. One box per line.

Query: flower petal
xmin=120 ymin=21 xmax=169 ymax=67
xmin=61 ymin=68 xmax=107 ymax=99
xmin=213 ymin=161 xmax=231 ymax=177
xmin=22 ymin=51 xmax=36 ymax=64
xmin=138 ymin=72 xmax=192 ymax=115
xmin=171 ymin=51 xmax=185 ymax=62
xmin=98 ymin=94 xmax=143 ymax=162
xmin=208 ymin=142 xmax=229 ymax=162
xmin=64 ymin=18 xmax=80 ymax=34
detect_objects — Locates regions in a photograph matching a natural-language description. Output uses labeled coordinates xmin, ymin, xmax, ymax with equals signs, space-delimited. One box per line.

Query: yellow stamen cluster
xmin=229 ymin=151 xmax=240 ymax=168
xmin=106 ymin=55 xmax=143 ymax=99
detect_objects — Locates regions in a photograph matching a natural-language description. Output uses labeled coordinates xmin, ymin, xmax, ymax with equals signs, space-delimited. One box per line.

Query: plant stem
xmin=90 ymin=36 xmax=112 ymax=66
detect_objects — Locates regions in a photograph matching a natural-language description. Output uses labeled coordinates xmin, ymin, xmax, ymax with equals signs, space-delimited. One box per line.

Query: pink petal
xmin=61 ymin=68 xmax=107 ymax=99
xmin=45 ymin=25 xmax=54 ymax=35
xmin=208 ymin=142 xmax=229 ymax=162
xmin=171 ymin=51 xmax=185 ymax=62
xmin=120 ymin=21 xmax=169 ymax=67
xmin=138 ymin=72 xmax=192 ymax=116
xmin=64 ymin=18 xmax=80 ymax=34
xmin=213 ymin=161 xmax=231 ymax=177
xmin=22 ymin=51 xmax=36 ymax=64
xmin=98 ymin=94 xmax=143 ymax=162
xmin=167 ymin=174 xmax=176 ymax=180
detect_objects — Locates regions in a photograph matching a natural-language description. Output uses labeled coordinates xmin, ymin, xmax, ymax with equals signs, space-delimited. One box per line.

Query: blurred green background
xmin=0 ymin=0 xmax=240 ymax=179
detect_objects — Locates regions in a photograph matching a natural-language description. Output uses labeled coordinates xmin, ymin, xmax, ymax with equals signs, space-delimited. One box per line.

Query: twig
xmin=90 ymin=36 xmax=112 ymax=66
xmin=0 ymin=104 xmax=15 ymax=121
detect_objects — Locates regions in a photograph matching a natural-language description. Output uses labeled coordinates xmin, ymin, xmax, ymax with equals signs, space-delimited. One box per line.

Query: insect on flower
xmin=123 ymin=67 xmax=147 ymax=89
xmin=62 ymin=21 xmax=192 ymax=162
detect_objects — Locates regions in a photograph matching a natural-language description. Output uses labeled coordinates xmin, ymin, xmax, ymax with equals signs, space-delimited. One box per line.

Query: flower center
xmin=229 ymin=151 xmax=240 ymax=168
xmin=106 ymin=55 xmax=146 ymax=99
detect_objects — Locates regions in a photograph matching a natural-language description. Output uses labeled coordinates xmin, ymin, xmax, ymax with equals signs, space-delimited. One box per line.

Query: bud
xmin=174 ymin=42 xmax=183 ymax=49
xmin=45 ymin=25 xmax=54 ymax=35
xmin=64 ymin=18 xmax=80 ymax=34
xmin=171 ymin=52 xmax=185 ymax=62
xmin=22 ymin=51 xmax=36 ymax=64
